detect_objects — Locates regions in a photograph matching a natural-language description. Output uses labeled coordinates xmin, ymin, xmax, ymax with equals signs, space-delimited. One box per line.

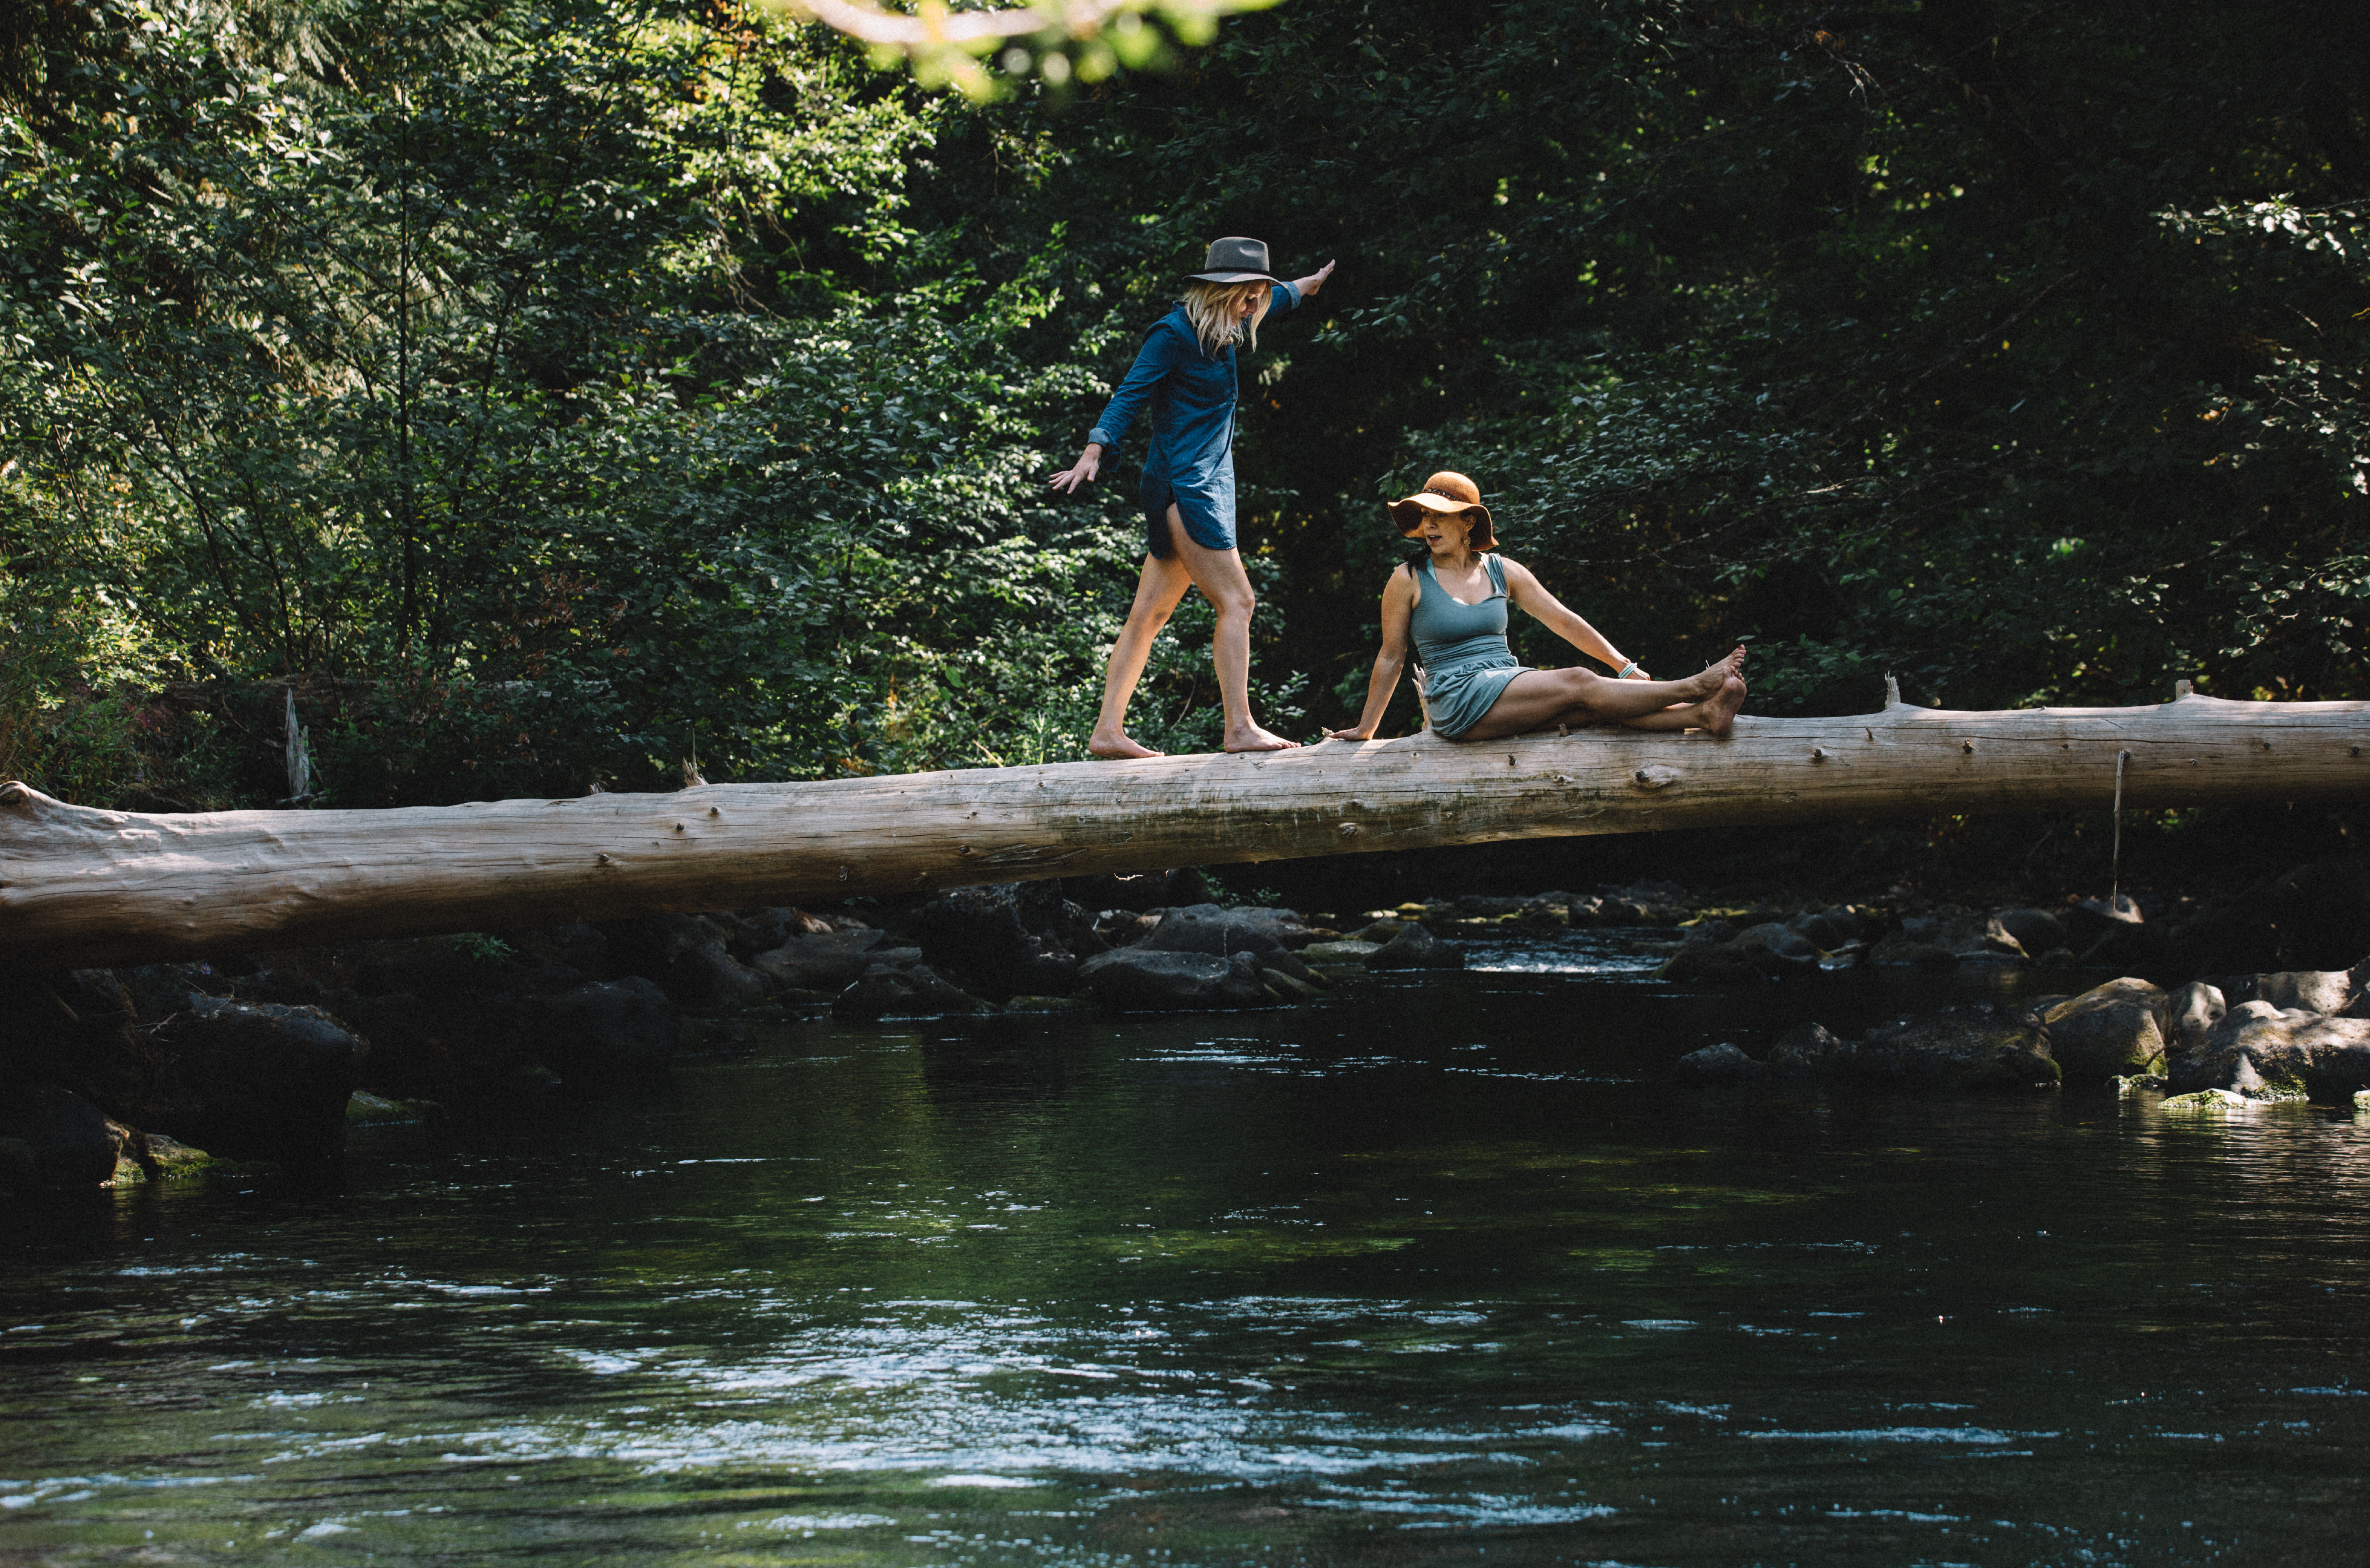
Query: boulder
xmin=1363 ymin=922 xmax=1466 ymax=971
xmin=726 ymin=907 xmax=833 ymax=955
xmin=0 ymin=1085 xmax=126 ymax=1187
xmin=1301 ymin=940 xmax=1382 ymax=963
xmin=121 ymin=1131 xmax=215 ymax=1183
xmin=1868 ymin=912 xmax=2012 ymax=966
xmin=1215 ymin=906 xmax=1322 ymax=949
xmin=1095 ymin=909 xmax=1163 ymax=948
xmin=1852 ymin=1005 xmax=2060 ymax=1091
xmin=832 ymin=961 xmax=992 ymax=1021
xmin=1993 ymin=907 xmax=2067 ymax=957
xmin=914 ymin=882 xmax=1106 ymax=999
xmin=2162 ymin=980 xmax=2227 ymax=1059
xmin=1141 ymin=903 xmax=1285 ymax=958
xmin=2169 ymin=1005 xmax=2370 ymax=1103
xmin=151 ymin=998 xmax=370 ymax=1164
xmin=1674 ymin=1042 xmax=1764 ymax=1083
xmin=2160 ymin=1087 xmax=2253 ymax=1112
xmin=115 ymin=963 xmax=226 ymax=1021
xmin=1938 ymin=913 xmax=2028 ymax=964
xmin=1594 ymin=882 xmax=1693 ymax=925
xmin=1077 ymin=948 xmax=1271 ymax=1012
xmin=536 ymin=977 xmax=677 ymax=1090
xmin=1661 ymin=921 xmax=1821 ymax=982
xmin=2040 ymin=978 xmax=2169 ymax=1080
xmin=2225 ymin=969 xmax=2361 ymax=1016
xmin=1767 ymin=1022 xmax=1855 ymax=1077
xmin=1518 ymin=893 xmax=1577 ymax=926
xmin=2063 ymin=893 xmax=2144 ymax=945
xmin=1791 ymin=905 xmax=1879 ymax=952
xmin=749 ymin=928 xmax=887 ymax=992
xmin=600 ymin=915 xmax=773 ymax=1011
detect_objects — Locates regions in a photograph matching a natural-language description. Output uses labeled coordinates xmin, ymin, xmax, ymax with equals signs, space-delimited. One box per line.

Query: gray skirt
xmin=1420 ymin=656 xmax=1528 ymax=740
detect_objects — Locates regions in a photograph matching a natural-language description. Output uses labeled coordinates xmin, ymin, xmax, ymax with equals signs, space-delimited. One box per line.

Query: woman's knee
xmin=1208 ymin=584 xmax=1256 ymax=622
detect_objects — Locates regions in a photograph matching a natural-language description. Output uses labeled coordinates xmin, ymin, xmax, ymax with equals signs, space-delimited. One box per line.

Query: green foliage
xmin=5 ymin=0 xmax=2364 ymax=820
xmin=987 ymin=0 xmax=2369 ymax=718
xmin=0 ymin=0 xmax=1282 ymax=807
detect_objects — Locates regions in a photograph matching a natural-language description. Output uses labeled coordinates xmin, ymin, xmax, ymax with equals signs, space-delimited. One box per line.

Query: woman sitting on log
xmin=1049 ymin=237 xmax=1335 ymax=758
xmin=1323 ymin=471 xmax=1748 ymax=744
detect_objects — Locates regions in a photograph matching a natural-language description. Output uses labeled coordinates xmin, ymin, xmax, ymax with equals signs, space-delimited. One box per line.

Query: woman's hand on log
xmin=1049 ymin=444 xmax=1102 ymax=493
xmin=1320 ymin=723 xmax=1375 ymax=741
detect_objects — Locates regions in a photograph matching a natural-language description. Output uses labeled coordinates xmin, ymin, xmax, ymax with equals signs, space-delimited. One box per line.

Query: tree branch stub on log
xmin=2 ymin=693 xmax=2365 ymax=970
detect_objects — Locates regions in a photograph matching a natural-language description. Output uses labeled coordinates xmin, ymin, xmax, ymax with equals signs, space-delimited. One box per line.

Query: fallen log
xmin=3 ymin=684 xmax=2364 ymax=970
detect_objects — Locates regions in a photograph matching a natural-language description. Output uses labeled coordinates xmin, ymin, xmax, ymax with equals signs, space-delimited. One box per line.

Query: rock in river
xmin=749 ymin=928 xmax=887 ymax=992
xmin=1077 ymin=949 xmax=1271 ymax=1012
xmin=2039 ymin=978 xmax=2168 ymax=1081
xmin=2168 ymin=1003 xmax=2370 ymax=1103
xmin=1364 ymin=922 xmax=1465 ymax=971
xmin=1854 ymin=1006 xmax=2059 ymax=1091
xmin=152 ymin=998 xmax=369 ymax=1164
xmin=0 ymin=1085 xmax=127 ymax=1188
xmin=1681 ymin=1007 xmax=2058 ymax=1094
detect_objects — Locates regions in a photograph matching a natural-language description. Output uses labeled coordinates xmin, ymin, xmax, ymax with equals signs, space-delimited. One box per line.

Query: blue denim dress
xmin=1086 ymin=282 xmax=1302 ymax=558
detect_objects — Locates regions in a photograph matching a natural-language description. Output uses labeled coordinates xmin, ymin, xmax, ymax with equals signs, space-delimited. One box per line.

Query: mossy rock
xmin=1300 ymin=940 xmax=1381 ymax=962
xmin=346 ymin=1091 xmax=439 ymax=1126
xmin=2160 ymin=1088 xmax=2251 ymax=1111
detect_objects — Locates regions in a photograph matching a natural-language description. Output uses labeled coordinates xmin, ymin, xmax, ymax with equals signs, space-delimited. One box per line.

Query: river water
xmin=5 ymin=928 xmax=2368 ymax=1566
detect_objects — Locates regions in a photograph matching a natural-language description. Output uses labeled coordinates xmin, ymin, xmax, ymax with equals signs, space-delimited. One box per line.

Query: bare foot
xmin=1089 ymin=731 xmax=1164 ymax=760
xmin=1675 ymin=645 xmax=1749 ymax=702
xmin=1223 ymin=723 xmax=1301 ymax=754
xmin=1698 ymin=672 xmax=1748 ymax=738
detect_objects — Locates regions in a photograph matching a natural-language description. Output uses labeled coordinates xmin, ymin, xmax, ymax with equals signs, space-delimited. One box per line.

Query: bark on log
xmin=3 ymin=688 xmax=2365 ymax=970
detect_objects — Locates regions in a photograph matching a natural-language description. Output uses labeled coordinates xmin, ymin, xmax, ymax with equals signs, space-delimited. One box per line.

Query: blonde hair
xmin=1181 ymin=280 xmax=1272 ymax=357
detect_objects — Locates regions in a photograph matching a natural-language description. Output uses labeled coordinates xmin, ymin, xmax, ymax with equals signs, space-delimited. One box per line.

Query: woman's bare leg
xmin=1160 ymin=507 xmax=1298 ymax=753
xmin=1089 ymin=549 xmax=1194 ymax=759
xmin=1455 ymin=648 xmax=1748 ymax=741
xmin=1615 ymin=673 xmax=1748 ymax=734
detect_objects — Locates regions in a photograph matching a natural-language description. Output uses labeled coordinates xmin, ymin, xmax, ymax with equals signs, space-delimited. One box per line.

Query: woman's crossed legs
xmin=1453 ymin=646 xmax=1748 ymax=742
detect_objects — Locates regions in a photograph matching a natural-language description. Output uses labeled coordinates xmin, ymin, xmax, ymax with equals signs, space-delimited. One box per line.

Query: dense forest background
xmin=3 ymin=0 xmax=2365 ymax=813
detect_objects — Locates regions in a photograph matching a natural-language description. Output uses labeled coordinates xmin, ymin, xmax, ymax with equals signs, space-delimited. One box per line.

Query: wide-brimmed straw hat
xmin=1389 ymin=471 xmax=1496 ymax=550
xmin=1186 ymin=235 xmax=1281 ymax=284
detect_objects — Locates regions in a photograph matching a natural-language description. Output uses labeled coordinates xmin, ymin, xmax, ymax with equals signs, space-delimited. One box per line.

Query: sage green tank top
xmin=1409 ymin=554 xmax=1515 ymax=671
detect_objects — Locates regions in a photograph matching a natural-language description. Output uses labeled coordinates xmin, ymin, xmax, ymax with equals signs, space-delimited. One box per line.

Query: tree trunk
xmin=3 ymin=687 xmax=2364 ymax=970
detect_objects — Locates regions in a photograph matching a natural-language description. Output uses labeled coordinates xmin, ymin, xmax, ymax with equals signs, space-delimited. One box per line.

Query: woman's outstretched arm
xmin=1500 ymin=558 xmax=1649 ymax=679
xmin=1323 ymin=566 xmax=1419 ymax=740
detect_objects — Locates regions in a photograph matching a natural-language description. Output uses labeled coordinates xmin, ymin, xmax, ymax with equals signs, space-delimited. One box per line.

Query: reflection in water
xmin=3 ymin=953 xmax=2369 ymax=1565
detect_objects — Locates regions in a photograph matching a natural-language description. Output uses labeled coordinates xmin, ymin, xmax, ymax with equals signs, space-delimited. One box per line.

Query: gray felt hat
xmin=1186 ymin=235 xmax=1281 ymax=284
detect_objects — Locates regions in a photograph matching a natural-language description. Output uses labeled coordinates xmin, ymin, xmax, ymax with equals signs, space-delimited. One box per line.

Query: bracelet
xmin=1616 ymin=659 xmax=1640 ymax=678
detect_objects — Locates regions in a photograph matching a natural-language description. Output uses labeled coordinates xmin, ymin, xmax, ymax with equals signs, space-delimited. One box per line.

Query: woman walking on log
xmin=1323 ymin=472 xmax=1747 ymax=744
xmin=1049 ymin=237 xmax=1335 ymax=758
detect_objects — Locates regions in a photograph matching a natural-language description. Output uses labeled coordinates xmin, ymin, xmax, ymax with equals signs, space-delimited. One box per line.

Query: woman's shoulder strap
xmin=1484 ymin=553 xmax=1507 ymax=593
